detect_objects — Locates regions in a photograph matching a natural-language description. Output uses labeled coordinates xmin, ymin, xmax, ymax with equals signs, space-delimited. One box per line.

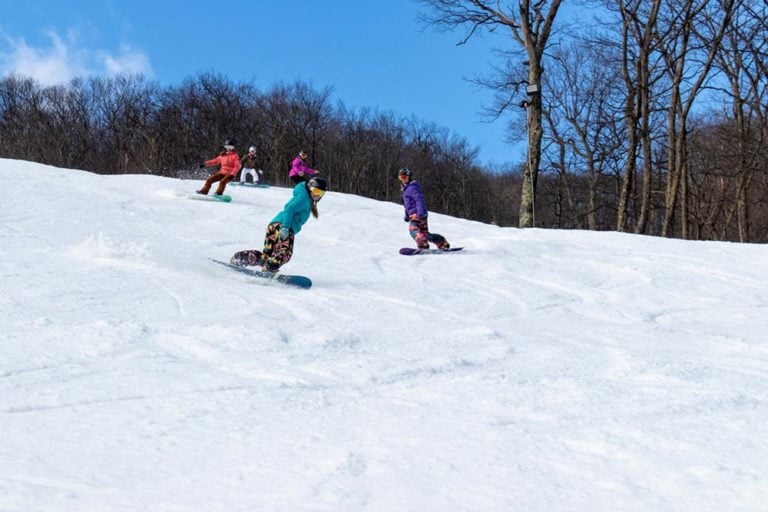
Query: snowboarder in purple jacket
xmin=399 ymin=167 xmax=450 ymax=250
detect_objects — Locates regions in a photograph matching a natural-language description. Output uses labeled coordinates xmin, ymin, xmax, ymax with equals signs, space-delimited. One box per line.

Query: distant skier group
xmin=196 ymin=139 xmax=264 ymax=195
xmin=196 ymin=139 xmax=450 ymax=274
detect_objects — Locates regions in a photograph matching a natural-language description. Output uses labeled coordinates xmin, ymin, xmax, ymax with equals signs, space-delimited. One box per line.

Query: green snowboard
xmin=188 ymin=192 xmax=232 ymax=202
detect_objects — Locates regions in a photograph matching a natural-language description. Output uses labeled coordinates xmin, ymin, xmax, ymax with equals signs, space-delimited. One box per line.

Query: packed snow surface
xmin=1 ymin=160 xmax=767 ymax=511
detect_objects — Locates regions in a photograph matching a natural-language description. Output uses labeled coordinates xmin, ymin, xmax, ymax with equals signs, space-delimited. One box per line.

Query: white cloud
xmin=0 ymin=29 xmax=153 ymax=85
xmin=101 ymin=43 xmax=153 ymax=77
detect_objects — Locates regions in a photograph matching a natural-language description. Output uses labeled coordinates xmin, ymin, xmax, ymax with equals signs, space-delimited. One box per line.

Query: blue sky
xmin=0 ymin=0 xmax=548 ymax=166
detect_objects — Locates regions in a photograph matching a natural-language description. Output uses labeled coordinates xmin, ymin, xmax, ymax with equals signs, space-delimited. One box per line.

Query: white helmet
xmin=248 ymin=146 xmax=256 ymax=153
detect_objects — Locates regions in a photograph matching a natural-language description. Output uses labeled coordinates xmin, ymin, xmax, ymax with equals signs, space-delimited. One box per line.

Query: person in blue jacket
xmin=399 ymin=167 xmax=450 ymax=250
xmin=230 ymin=176 xmax=328 ymax=272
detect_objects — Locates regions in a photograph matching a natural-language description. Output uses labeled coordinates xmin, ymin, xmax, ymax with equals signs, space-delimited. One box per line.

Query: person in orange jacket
xmin=197 ymin=139 xmax=241 ymax=196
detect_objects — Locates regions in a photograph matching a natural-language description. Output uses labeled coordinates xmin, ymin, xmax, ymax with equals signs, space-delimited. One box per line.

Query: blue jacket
xmin=272 ymin=183 xmax=313 ymax=234
xmin=401 ymin=180 xmax=428 ymax=218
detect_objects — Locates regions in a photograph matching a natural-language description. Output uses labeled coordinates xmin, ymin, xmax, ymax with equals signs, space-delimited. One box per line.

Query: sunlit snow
xmin=1 ymin=159 xmax=766 ymax=511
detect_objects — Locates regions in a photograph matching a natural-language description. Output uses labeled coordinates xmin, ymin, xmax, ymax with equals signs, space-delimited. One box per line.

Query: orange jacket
xmin=205 ymin=150 xmax=241 ymax=176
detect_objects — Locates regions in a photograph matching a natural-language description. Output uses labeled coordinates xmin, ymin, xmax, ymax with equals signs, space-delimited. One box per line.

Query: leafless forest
xmin=1 ymin=0 xmax=765 ymax=241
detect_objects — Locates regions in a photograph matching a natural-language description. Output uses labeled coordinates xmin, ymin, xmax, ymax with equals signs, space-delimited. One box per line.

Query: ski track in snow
xmin=1 ymin=161 xmax=767 ymax=511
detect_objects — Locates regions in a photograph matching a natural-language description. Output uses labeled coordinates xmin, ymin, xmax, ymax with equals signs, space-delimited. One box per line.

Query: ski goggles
xmin=309 ymin=187 xmax=325 ymax=198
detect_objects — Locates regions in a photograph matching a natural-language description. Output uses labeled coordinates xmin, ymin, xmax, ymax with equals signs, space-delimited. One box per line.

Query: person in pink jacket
xmin=289 ymin=149 xmax=318 ymax=184
xmin=197 ymin=139 xmax=241 ymax=195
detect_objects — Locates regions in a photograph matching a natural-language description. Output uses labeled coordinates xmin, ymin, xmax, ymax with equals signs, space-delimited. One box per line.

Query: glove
xmin=404 ymin=215 xmax=409 ymax=222
xmin=279 ymin=226 xmax=290 ymax=240
xmin=198 ymin=162 xmax=206 ymax=169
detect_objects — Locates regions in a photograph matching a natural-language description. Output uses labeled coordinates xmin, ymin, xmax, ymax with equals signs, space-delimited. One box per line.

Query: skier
xmin=289 ymin=150 xmax=318 ymax=184
xmin=399 ymin=167 xmax=450 ymax=250
xmin=197 ymin=139 xmax=241 ymax=196
xmin=230 ymin=176 xmax=328 ymax=273
xmin=240 ymin=146 xmax=264 ymax=185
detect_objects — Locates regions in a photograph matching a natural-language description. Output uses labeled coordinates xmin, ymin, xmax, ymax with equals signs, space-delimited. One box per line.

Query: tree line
xmin=419 ymin=0 xmax=767 ymax=242
xmin=0 ymin=73 xmax=517 ymax=227
xmin=1 ymin=0 xmax=766 ymax=242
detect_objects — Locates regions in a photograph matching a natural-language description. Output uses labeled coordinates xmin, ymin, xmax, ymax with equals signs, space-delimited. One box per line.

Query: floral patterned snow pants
xmin=231 ymin=222 xmax=294 ymax=272
xmin=408 ymin=216 xmax=449 ymax=250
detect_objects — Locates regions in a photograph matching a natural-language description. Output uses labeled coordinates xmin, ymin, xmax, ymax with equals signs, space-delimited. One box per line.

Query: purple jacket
xmin=401 ymin=180 xmax=428 ymax=218
xmin=289 ymin=156 xmax=317 ymax=179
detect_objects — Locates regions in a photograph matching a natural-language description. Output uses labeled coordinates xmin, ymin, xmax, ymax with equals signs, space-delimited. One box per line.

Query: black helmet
xmin=398 ymin=167 xmax=412 ymax=177
xmin=224 ymin=138 xmax=236 ymax=147
xmin=307 ymin=176 xmax=328 ymax=192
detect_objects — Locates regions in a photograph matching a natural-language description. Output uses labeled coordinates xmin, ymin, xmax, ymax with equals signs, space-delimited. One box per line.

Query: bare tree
xmin=602 ymin=0 xmax=666 ymax=234
xmin=257 ymin=81 xmax=334 ymax=185
xmin=41 ymin=79 xmax=97 ymax=169
xmin=0 ymin=75 xmax=45 ymax=159
xmin=657 ymin=0 xmax=737 ymax=238
xmin=706 ymin=0 xmax=767 ymax=241
xmin=89 ymin=75 xmax=160 ymax=173
xmin=542 ymin=42 xmax=626 ymax=229
xmin=418 ymin=0 xmax=563 ymax=227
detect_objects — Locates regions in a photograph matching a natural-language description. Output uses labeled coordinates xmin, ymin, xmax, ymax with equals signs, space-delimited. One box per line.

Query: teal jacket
xmin=271 ymin=182 xmax=312 ymax=234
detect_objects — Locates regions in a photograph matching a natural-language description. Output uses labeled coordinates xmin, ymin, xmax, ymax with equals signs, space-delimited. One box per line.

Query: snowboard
xmin=399 ymin=247 xmax=464 ymax=256
xmin=188 ymin=192 xmax=232 ymax=202
xmin=209 ymin=258 xmax=312 ymax=289
xmin=230 ymin=182 xmax=270 ymax=188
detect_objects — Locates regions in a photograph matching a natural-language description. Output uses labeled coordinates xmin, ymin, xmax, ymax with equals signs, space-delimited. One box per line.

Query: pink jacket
xmin=205 ymin=150 xmax=241 ymax=176
xmin=289 ymin=156 xmax=317 ymax=179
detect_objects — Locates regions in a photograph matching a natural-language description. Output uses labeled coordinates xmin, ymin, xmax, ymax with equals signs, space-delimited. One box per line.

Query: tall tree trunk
xmin=662 ymin=94 xmax=683 ymax=237
xmin=681 ymin=144 xmax=689 ymax=239
xmin=634 ymin=87 xmax=654 ymax=234
xmin=617 ymin=0 xmax=662 ymax=233
xmin=417 ymin=0 xmax=561 ymax=227
xmin=518 ymin=0 xmax=562 ymax=227
xmin=737 ymin=176 xmax=749 ymax=242
xmin=520 ymin=89 xmax=543 ymax=227
xmin=617 ymin=109 xmax=638 ymax=232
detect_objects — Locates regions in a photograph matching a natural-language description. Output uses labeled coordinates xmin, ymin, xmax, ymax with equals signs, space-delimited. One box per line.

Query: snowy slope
xmin=1 ymin=159 xmax=767 ymax=512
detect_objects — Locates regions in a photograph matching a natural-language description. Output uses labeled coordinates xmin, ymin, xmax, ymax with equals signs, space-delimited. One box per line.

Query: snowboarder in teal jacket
xmin=230 ymin=176 xmax=328 ymax=272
